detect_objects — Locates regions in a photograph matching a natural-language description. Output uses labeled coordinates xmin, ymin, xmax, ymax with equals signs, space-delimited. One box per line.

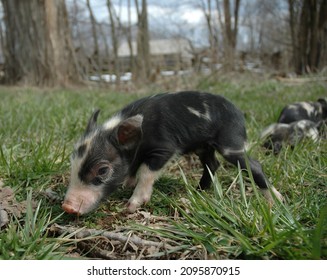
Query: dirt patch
xmin=49 ymin=210 xmax=206 ymax=260
xmin=0 ymin=181 xmax=36 ymax=229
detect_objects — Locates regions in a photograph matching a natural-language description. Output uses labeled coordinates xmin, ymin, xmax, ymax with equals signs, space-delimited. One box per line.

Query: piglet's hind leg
xmin=221 ymin=148 xmax=283 ymax=203
xmin=196 ymin=146 xmax=220 ymax=190
xmin=127 ymin=164 xmax=160 ymax=213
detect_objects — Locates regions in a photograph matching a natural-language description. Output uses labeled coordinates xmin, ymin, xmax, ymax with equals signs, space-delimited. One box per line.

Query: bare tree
xmin=216 ymin=0 xmax=241 ymax=70
xmin=135 ymin=0 xmax=151 ymax=82
xmin=288 ymin=0 xmax=327 ymax=74
xmin=68 ymin=0 xmax=91 ymax=80
xmin=199 ymin=0 xmax=219 ymax=71
xmin=107 ymin=0 xmax=121 ymax=84
xmin=241 ymin=1 xmax=258 ymax=54
xmin=86 ymin=0 xmax=101 ymax=75
xmin=1 ymin=0 xmax=81 ymax=86
xmin=126 ymin=0 xmax=135 ymax=76
xmin=98 ymin=23 xmax=111 ymax=75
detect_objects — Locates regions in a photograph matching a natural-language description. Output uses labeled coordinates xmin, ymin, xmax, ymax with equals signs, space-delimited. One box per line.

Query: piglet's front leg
xmin=126 ymin=164 xmax=159 ymax=213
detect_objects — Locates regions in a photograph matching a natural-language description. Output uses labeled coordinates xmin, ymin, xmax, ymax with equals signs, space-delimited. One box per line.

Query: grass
xmin=0 ymin=74 xmax=326 ymax=259
xmin=145 ymin=169 xmax=326 ymax=259
xmin=0 ymin=190 xmax=66 ymax=259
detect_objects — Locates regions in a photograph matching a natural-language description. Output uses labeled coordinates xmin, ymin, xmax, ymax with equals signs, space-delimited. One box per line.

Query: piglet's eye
xmin=98 ymin=166 xmax=110 ymax=176
xmin=94 ymin=161 xmax=112 ymax=179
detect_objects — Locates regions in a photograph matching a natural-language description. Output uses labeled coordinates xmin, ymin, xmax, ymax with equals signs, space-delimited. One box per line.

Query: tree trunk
xmin=86 ymin=0 xmax=102 ymax=76
xmin=1 ymin=0 xmax=81 ymax=86
xmin=202 ymin=0 xmax=219 ymax=72
xmin=288 ymin=0 xmax=327 ymax=74
xmin=107 ymin=0 xmax=120 ymax=84
xmin=217 ymin=0 xmax=241 ymax=71
xmin=126 ymin=0 xmax=135 ymax=76
xmin=135 ymin=0 xmax=151 ymax=82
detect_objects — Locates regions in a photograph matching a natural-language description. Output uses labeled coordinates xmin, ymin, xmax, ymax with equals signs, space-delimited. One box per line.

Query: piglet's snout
xmin=62 ymin=185 xmax=103 ymax=215
xmin=62 ymin=201 xmax=81 ymax=215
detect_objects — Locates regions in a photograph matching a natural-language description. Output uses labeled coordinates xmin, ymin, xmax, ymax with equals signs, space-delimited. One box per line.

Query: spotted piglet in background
xmin=260 ymin=120 xmax=324 ymax=154
xmin=278 ymin=98 xmax=327 ymax=124
xmin=62 ymin=91 xmax=283 ymax=215
xmin=261 ymin=97 xmax=327 ymax=154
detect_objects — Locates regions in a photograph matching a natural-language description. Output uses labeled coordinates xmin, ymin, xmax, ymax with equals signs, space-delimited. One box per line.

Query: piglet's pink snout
xmin=62 ymin=201 xmax=81 ymax=215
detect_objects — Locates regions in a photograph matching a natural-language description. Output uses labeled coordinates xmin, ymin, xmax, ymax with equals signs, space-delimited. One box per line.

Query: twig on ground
xmin=50 ymin=223 xmax=173 ymax=249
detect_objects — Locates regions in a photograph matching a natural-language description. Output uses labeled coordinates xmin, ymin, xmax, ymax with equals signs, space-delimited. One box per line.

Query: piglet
xmin=62 ymin=91 xmax=282 ymax=215
xmin=278 ymin=98 xmax=327 ymax=124
xmin=260 ymin=119 xmax=323 ymax=154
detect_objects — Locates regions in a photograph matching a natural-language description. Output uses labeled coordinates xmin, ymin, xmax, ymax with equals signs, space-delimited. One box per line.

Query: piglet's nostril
xmin=62 ymin=202 xmax=80 ymax=215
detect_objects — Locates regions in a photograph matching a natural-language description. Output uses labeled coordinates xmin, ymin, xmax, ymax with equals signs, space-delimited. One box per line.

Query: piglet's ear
xmin=116 ymin=115 xmax=143 ymax=148
xmin=85 ymin=109 xmax=100 ymax=134
xmin=317 ymin=98 xmax=327 ymax=108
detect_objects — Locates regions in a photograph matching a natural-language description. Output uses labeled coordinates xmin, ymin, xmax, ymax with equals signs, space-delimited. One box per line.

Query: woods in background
xmin=1 ymin=0 xmax=81 ymax=86
xmin=0 ymin=0 xmax=326 ymax=87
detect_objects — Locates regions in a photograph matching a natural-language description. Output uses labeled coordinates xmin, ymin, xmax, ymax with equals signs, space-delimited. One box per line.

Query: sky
xmin=67 ymin=0 xmax=264 ymax=49
xmin=67 ymin=0 xmax=209 ymax=46
xmin=87 ymin=0 xmax=205 ymax=26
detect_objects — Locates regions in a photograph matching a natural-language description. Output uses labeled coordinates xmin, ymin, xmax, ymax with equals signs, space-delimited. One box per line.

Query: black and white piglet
xmin=278 ymin=98 xmax=327 ymax=124
xmin=260 ymin=119 xmax=326 ymax=154
xmin=261 ymin=97 xmax=327 ymax=154
xmin=62 ymin=91 xmax=282 ymax=215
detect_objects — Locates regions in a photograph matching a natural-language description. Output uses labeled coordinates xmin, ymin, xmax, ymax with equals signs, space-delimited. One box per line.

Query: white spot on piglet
xmin=299 ymin=102 xmax=315 ymax=115
xmin=103 ymin=114 xmax=122 ymax=130
xmin=296 ymin=120 xmax=319 ymax=142
xmin=187 ymin=102 xmax=211 ymax=121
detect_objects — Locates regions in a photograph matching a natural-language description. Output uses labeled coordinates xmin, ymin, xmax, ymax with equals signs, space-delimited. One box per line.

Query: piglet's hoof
xmin=126 ymin=201 xmax=139 ymax=213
